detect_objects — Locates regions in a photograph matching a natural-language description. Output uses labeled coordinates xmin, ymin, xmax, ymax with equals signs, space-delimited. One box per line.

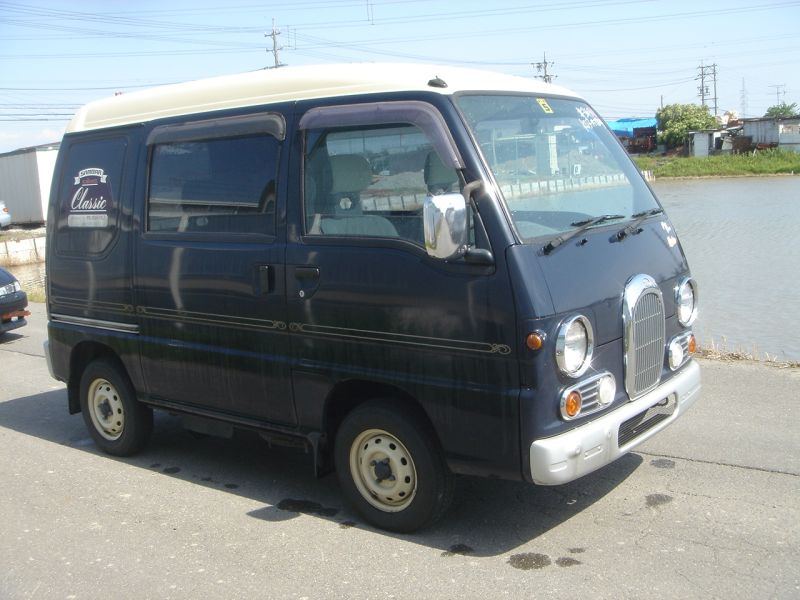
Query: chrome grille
xmin=623 ymin=275 xmax=666 ymax=398
xmin=618 ymin=394 xmax=676 ymax=447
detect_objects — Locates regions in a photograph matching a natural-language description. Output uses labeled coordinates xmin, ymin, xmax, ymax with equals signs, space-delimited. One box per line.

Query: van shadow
xmin=0 ymin=390 xmax=641 ymax=557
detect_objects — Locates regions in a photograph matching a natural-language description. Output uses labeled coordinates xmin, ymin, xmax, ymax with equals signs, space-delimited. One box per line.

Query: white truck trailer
xmin=0 ymin=143 xmax=60 ymax=225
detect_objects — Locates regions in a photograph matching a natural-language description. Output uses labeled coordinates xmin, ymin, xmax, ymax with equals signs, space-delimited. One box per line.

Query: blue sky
xmin=1 ymin=0 xmax=798 ymax=152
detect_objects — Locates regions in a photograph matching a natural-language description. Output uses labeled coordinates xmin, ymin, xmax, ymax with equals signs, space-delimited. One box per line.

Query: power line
xmin=0 ymin=113 xmax=74 ymax=117
xmin=0 ymin=83 xmax=177 ymax=91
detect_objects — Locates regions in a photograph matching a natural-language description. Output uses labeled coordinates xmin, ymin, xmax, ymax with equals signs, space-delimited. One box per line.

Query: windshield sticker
xmin=576 ymin=105 xmax=604 ymax=131
xmin=67 ymin=168 xmax=112 ymax=228
xmin=536 ymin=98 xmax=554 ymax=114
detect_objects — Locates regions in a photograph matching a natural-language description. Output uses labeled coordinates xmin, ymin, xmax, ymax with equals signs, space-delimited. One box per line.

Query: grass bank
xmin=633 ymin=149 xmax=800 ymax=178
xmin=698 ymin=341 xmax=799 ymax=369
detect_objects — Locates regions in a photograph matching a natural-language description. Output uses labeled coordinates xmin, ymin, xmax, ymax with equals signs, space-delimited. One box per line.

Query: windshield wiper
xmin=543 ymin=214 xmax=625 ymax=254
xmin=616 ymin=208 xmax=664 ymax=240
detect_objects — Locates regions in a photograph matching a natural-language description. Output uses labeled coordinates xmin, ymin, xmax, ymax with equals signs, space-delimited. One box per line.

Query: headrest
xmin=329 ymin=154 xmax=373 ymax=194
xmin=424 ymin=151 xmax=458 ymax=193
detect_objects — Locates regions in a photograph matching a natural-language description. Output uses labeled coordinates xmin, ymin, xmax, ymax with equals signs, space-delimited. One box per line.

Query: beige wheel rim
xmin=88 ymin=378 xmax=124 ymax=441
xmin=349 ymin=428 xmax=417 ymax=513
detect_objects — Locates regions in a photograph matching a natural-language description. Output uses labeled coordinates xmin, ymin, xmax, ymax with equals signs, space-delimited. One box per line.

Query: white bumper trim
xmin=530 ymin=360 xmax=701 ymax=485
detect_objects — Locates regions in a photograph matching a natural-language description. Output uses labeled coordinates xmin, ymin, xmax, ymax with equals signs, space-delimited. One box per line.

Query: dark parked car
xmin=0 ymin=267 xmax=28 ymax=335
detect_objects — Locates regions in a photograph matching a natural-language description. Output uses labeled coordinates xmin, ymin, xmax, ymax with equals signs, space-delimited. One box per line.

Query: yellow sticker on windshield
xmin=536 ymin=98 xmax=554 ymax=114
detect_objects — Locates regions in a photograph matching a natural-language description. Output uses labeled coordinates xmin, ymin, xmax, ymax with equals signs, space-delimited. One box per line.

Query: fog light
xmin=598 ymin=374 xmax=616 ymax=405
xmin=669 ymin=339 xmax=685 ymax=370
xmin=564 ymin=390 xmax=582 ymax=418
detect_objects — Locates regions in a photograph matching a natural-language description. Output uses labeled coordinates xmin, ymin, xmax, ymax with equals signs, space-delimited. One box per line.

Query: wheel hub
xmin=371 ymin=458 xmax=394 ymax=482
xmin=98 ymin=399 xmax=113 ymax=420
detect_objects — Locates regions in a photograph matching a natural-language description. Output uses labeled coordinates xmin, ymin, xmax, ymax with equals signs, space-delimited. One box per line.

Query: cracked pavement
xmin=1 ymin=303 xmax=798 ymax=599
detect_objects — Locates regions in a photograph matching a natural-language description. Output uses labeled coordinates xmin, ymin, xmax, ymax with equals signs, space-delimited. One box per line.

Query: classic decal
xmin=67 ymin=167 xmax=113 ymax=228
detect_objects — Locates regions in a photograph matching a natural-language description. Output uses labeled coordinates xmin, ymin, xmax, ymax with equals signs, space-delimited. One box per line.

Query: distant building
xmin=688 ymin=129 xmax=724 ymax=157
xmin=741 ymin=117 xmax=800 ymax=152
xmin=605 ymin=118 xmax=657 ymax=153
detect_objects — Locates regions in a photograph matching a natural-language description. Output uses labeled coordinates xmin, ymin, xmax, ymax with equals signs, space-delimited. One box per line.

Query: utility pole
xmin=696 ymin=62 xmax=718 ymax=116
xmin=265 ymin=19 xmax=286 ymax=69
xmin=768 ymin=84 xmax=786 ymax=104
xmin=532 ymin=53 xmax=556 ymax=83
xmin=740 ymin=78 xmax=747 ymax=118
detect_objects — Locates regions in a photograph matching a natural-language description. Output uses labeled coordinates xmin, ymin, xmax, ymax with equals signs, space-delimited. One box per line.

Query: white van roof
xmin=65 ymin=63 xmax=581 ymax=134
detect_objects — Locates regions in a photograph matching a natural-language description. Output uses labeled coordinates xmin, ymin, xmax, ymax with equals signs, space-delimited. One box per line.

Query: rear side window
xmin=56 ymin=136 xmax=127 ymax=256
xmin=148 ymin=134 xmax=278 ymax=235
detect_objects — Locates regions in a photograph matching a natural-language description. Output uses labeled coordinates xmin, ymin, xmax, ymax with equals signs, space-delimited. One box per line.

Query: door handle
xmin=257 ymin=265 xmax=272 ymax=295
xmin=293 ymin=266 xmax=320 ymax=299
xmin=295 ymin=266 xmax=320 ymax=280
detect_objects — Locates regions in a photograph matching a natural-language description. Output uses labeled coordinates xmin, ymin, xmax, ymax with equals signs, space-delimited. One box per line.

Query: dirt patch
xmin=0 ymin=226 xmax=46 ymax=243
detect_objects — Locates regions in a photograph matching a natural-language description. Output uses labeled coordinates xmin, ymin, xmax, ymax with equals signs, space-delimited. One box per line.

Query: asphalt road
xmin=1 ymin=304 xmax=798 ymax=599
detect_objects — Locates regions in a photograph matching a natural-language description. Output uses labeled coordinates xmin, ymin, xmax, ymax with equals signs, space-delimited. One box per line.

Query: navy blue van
xmin=45 ymin=64 xmax=700 ymax=532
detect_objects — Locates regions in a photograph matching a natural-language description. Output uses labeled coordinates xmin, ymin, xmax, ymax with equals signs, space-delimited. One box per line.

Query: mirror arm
xmin=461 ymin=179 xmax=483 ymax=205
xmin=463 ymin=247 xmax=494 ymax=265
xmin=459 ymin=179 xmax=493 ymax=265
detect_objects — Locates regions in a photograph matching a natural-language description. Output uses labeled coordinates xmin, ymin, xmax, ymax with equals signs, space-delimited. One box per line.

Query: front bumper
xmin=529 ymin=360 xmax=701 ymax=485
xmin=1 ymin=290 xmax=29 ymax=334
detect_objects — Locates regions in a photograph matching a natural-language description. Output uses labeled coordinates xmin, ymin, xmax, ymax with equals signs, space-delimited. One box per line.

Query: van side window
xmin=148 ymin=134 xmax=278 ymax=235
xmin=56 ymin=136 xmax=127 ymax=256
xmin=304 ymin=124 xmax=458 ymax=244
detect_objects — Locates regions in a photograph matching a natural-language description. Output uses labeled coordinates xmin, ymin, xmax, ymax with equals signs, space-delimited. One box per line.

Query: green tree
xmin=764 ymin=102 xmax=798 ymax=118
xmin=655 ymin=103 xmax=717 ymax=149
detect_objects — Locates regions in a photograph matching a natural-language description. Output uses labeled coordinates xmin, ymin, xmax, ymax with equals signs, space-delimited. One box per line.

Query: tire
xmin=79 ymin=358 xmax=153 ymax=456
xmin=334 ymin=400 xmax=454 ymax=533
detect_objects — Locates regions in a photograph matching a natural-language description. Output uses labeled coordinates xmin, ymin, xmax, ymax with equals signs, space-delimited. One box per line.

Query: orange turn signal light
xmin=526 ymin=332 xmax=544 ymax=351
xmin=564 ymin=391 xmax=582 ymax=418
xmin=1 ymin=310 xmax=30 ymax=320
xmin=687 ymin=334 xmax=697 ymax=354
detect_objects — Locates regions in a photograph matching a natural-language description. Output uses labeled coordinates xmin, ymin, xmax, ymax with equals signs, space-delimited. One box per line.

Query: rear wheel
xmin=334 ymin=400 xmax=454 ymax=532
xmin=79 ymin=358 xmax=152 ymax=456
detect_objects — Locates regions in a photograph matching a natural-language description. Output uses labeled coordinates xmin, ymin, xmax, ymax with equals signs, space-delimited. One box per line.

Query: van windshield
xmin=456 ymin=95 xmax=660 ymax=242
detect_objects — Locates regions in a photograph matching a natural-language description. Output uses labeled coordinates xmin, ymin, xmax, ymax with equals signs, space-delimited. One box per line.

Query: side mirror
xmin=423 ymin=192 xmax=468 ymax=260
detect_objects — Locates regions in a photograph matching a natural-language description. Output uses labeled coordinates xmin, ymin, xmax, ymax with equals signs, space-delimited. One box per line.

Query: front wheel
xmin=334 ymin=401 xmax=454 ymax=532
xmin=79 ymin=358 xmax=153 ymax=456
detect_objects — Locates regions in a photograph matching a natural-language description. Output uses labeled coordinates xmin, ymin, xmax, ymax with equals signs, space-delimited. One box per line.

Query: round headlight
xmin=555 ymin=315 xmax=594 ymax=377
xmin=676 ymin=277 xmax=698 ymax=326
